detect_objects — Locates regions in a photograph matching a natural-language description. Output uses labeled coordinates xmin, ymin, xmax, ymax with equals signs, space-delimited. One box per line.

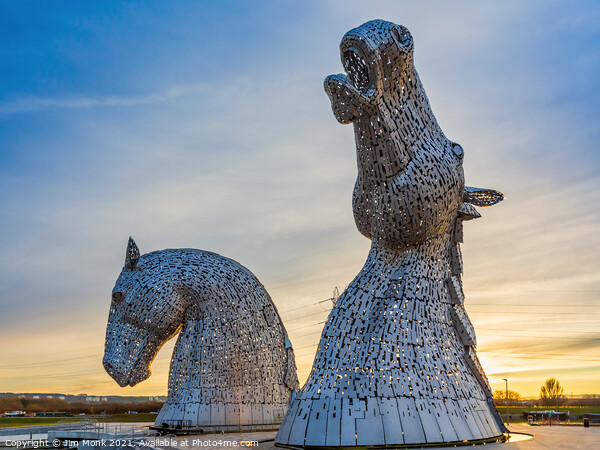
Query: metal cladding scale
xmin=276 ymin=20 xmax=506 ymax=447
xmin=103 ymin=238 xmax=298 ymax=430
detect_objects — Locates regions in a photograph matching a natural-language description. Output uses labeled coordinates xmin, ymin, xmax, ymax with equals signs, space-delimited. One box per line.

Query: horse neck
xmin=159 ymin=270 xmax=206 ymax=401
xmin=166 ymin=300 xmax=203 ymax=401
xmin=366 ymin=233 xmax=453 ymax=281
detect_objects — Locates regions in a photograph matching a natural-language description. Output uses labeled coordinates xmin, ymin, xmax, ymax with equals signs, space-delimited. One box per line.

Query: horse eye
xmin=452 ymin=143 xmax=464 ymax=159
xmin=392 ymin=27 xmax=412 ymax=48
xmin=112 ymin=292 xmax=124 ymax=303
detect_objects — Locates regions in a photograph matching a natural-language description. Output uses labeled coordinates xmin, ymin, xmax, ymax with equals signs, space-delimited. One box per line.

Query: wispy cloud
xmin=479 ymin=336 xmax=600 ymax=360
xmin=489 ymin=365 xmax=600 ymax=379
xmin=0 ymin=0 xmax=599 ymax=396
xmin=0 ymin=85 xmax=209 ymax=118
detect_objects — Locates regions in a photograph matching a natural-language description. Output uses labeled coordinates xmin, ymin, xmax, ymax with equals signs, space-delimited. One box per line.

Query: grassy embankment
xmin=502 ymin=406 xmax=600 ymax=414
xmin=500 ymin=406 xmax=600 ymax=423
xmin=2 ymin=407 xmax=599 ymax=428
xmin=0 ymin=413 xmax=157 ymax=428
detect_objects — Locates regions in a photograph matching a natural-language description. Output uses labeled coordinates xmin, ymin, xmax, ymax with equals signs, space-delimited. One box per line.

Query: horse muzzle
xmin=103 ymin=353 xmax=151 ymax=387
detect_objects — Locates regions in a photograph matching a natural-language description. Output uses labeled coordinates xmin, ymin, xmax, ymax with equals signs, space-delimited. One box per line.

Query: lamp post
xmin=502 ymin=378 xmax=509 ymax=426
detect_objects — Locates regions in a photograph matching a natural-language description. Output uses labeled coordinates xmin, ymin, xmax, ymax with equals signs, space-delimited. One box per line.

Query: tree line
xmin=493 ymin=377 xmax=600 ymax=407
xmin=3 ymin=378 xmax=598 ymax=414
xmin=0 ymin=397 xmax=164 ymax=415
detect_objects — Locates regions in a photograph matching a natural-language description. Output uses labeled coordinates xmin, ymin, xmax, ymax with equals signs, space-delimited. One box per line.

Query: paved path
xmin=150 ymin=424 xmax=598 ymax=450
xmin=497 ymin=423 xmax=599 ymax=450
xmin=0 ymin=422 xmax=154 ymax=445
xmin=140 ymin=432 xmax=277 ymax=450
xmin=3 ymin=422 xmax=598 ymax=449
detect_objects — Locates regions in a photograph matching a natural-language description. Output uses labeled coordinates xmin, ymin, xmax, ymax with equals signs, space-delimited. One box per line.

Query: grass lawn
xmin=0 ymin=417 xmax=66 ymax=428
xmin=3 ymin=408 xmax=598 ymax=429
xmin=96 ymin=413 xmax=157 ymax=423
xmin=498 ymin=405 xmax=600 ymax=423
xmin=502 ymin=406 xmax=600 ymax=415
xmin=0 ymin=414 xmax=157 ymax=428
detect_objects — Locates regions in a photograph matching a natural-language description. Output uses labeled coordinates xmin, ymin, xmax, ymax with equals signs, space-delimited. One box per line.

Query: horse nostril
xmin=112 ymin=292 xmax=124 ymax=303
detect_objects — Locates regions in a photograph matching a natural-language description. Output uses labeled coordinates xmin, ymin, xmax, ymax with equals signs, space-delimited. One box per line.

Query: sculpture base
xmin=275 ymin=396 xmax=504 ymax=448
xmin=155 ymin=401 xmax=288 ymax=430
xmin=150 ymin=422 xmax=281 ymax=436
xmin=275 ymin=434 xmax=507 ymax=449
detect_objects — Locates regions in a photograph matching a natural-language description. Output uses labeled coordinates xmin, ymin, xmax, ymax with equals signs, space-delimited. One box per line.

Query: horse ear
xmin=124 ymin=237 xmax=140 ymax=271
xmin=464 ymin=186 xmax=504 ymax=207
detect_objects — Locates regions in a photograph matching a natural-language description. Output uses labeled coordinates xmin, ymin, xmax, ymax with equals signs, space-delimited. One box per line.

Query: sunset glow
xmin=1 ymin=0 xmax=599 ymax=400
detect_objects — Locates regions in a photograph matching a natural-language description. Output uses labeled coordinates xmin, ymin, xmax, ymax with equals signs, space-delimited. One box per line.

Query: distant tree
xmin=0 ymin=397 xmax=22 ymax=411
xmin=27 ymin=398 xmax=69 ymax=412
xmin=493 ymin=389 xmax=522 ymax=406
xmin=539 ymin=377 xmax=565 ymax=407
xmin=567 ymin=394 xmax=600 ymax=407
xmin=0 ymin=396 xmax=164 ymax=416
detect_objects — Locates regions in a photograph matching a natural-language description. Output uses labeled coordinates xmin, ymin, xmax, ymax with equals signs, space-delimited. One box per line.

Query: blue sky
xmin=1 ymin=0 xmax=599 ymax=397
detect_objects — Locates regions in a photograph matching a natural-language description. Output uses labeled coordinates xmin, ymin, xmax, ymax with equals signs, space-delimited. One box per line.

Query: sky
xmin=0 ymin=0 xmax=599 ymax=399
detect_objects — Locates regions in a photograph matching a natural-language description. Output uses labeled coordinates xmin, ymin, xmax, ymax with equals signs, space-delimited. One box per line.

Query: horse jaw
xmin=103 ymin=353 xmax=152 ymax=387
xmin=123 ymin=363 xmax=151 ymax=387
xmin=103 ymin=331 xmax=156 ymax=387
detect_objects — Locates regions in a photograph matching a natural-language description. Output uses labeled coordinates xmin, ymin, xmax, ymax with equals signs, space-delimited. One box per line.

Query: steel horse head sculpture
xmin=103 ymin=238 xmax=298 ymax=430
xmin=276 ymin=20 xmax=506 ymax=447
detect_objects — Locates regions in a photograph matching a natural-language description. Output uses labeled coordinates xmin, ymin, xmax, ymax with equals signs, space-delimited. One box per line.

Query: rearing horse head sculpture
xmin=277 ymin=19 xmax=505 ymax=447
xmin=103 ymin=238 xmax=298 ymax=429
xmin=324 ymin=20 xmax=502 ymax=250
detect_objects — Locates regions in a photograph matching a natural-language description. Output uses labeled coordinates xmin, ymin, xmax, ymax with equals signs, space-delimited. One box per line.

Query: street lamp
xmin=502 ymin=378 xmax=509 ymax=426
